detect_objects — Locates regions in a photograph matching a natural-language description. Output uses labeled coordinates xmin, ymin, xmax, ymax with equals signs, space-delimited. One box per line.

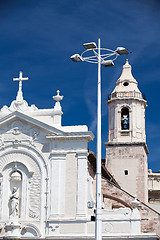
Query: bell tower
xmin=105 ymin=60 xmax=148 ymax=203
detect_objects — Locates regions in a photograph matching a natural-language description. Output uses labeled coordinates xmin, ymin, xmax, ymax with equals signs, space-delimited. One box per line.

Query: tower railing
xmin=108 ymin=91 xmax=146 ymax=100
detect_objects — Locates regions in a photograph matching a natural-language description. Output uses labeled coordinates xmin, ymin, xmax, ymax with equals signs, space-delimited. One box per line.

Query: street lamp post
xmin=70 ymin=38 xmax=129 ymax=240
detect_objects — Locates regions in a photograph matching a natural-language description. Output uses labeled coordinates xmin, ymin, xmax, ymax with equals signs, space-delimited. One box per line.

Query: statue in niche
xmin=9 ymin=187 xmax=19 ymax=217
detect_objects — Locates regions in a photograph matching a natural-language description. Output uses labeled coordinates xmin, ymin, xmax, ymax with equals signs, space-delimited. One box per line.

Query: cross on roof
xmin=13 ymin=71 xmax=29 ymax=102
xmin=13 ymin=71 xmax=28 ymax=91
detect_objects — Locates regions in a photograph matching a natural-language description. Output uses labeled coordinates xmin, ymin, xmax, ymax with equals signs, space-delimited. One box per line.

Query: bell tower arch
xmin=106 ymin=60 xmax=148 ymax=203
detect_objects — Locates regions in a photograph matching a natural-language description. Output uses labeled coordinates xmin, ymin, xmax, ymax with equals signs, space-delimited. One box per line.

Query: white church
xmin=0 ymin=60 xmax=159 ymax=239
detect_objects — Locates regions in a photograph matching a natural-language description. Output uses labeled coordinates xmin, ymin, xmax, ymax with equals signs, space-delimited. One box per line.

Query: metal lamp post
xmin=70 ymin=38 xmax=129 ymax=240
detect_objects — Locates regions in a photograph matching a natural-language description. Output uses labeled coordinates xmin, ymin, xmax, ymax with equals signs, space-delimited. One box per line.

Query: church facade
xmin=0 ymin=65 xmax=159 ymax=240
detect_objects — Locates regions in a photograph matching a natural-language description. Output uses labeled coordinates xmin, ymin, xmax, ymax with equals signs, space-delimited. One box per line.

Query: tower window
xmin=121 ymin=107 xmax=129 ymax=130
xmin=123 ymin=81 xmax=129 ymax=86
xmin=124 ymin=170 xmax=128 ymax=175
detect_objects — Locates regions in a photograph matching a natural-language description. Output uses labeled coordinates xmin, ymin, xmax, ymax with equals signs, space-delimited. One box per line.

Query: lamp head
xmin=83 ymin=42 xmax=97 ymax=50
xmin=102 ymin=60 xmax=114 ymax=67
xmin=116 ymin=47 xmax=129 ymax=55
xmin=70 ymin=54 xmax=83 ymax=62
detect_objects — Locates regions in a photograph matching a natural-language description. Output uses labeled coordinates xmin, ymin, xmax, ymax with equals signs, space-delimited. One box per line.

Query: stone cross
xmin=13 ymin=72 xmax=29 ymax=102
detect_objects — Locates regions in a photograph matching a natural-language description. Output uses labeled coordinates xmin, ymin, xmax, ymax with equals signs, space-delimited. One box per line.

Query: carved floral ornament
xmin=0 ymin=138 xmax=31 ymax=150
xmin=0 ymin=130 xmax=40 ymax=150
xmin=104 ymin=223 xmax=113 ymax=233
xmin=3 ymin=222 xmax=41 ymax=237
xmin=12 ymin=127 xmax=21 ymax=135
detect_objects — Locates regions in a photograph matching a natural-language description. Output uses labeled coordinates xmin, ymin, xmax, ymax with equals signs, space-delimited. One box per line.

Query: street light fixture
xmin=70 ymin=54 xmax=83 ymax=62
xmin=70 ymin=38 xmax=129 ymax=240
xmin=116 ymin=47 xmax=129 ymax=55
xmin=102 ymin=60 xmax=114 ymax=67
xmin=83 ymin=42 xmax=97 ymax=49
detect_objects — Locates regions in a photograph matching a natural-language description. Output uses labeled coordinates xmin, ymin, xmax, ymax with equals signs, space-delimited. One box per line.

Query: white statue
xmin=9 ymin=187 xmax=19 ymax=217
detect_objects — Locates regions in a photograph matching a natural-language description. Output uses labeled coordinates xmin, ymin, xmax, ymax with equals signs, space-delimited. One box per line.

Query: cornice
xmin=105 ymin=141 xmax=149 ymax=154
xmin=46 ymin=131 xmax=94 ymax=142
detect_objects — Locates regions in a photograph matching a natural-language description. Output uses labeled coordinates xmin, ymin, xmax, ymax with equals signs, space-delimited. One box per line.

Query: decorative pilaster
xmin=50 ymin=153 xmax=66 ymax=218
xmin=76 ymin=151 xmax=88 ymax=219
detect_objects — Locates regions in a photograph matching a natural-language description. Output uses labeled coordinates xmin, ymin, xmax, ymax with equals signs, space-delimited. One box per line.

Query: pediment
xmin=0 ymin=111 xmax=65 ymax=138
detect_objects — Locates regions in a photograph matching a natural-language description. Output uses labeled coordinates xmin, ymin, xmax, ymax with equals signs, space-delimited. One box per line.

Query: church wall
xmin=106 ymin=144 xmax=148 ymax=203
xmin=100 ymin=177 xmax=160 ymax=236
xmin=148 ymin=170 xmax=160 ymax=212
xmin=32 ymin=115 xmax=54 ymax=126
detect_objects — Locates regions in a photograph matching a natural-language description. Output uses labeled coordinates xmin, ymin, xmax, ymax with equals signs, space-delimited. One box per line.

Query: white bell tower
xmin=106 ymin=60 xmax=148 ymax=203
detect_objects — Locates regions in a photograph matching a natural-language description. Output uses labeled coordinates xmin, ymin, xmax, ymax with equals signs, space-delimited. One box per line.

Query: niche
xmin=9 ymin=171 xmax=22 ymax=218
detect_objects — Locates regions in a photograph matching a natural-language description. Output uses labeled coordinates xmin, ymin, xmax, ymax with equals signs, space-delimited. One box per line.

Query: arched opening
xmin=121 ymin=107 xmax=129 ymax=130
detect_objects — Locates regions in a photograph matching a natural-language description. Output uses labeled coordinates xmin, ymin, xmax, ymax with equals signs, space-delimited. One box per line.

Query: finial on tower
xmin=13 ymin=71 xmax=29 ymax=102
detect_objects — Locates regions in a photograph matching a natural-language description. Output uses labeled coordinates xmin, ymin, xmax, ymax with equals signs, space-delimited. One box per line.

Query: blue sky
xmin=0 ymin=0 xmax=160 ymax=171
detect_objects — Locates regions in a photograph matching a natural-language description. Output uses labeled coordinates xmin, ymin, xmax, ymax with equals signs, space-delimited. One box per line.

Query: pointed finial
xmin=53 ymin=90 xmax=63 ymax=102
xmin=53 ymin=90 xmax=63 ymax=125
